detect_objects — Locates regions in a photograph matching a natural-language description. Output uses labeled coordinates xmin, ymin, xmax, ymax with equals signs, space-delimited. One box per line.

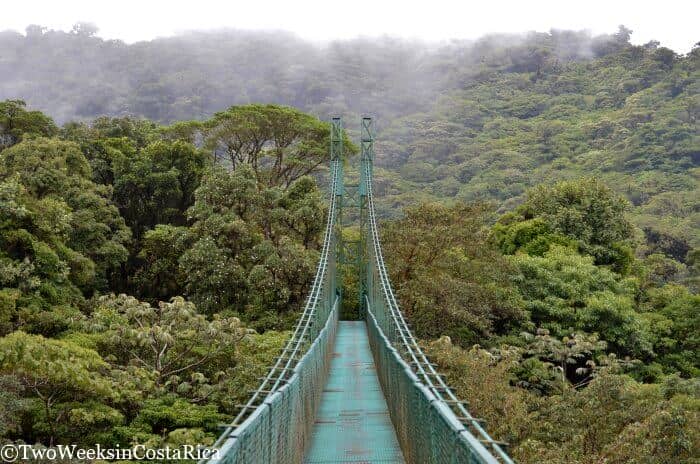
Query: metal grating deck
xmin=305 ymin=321 xmax=405 ymax=463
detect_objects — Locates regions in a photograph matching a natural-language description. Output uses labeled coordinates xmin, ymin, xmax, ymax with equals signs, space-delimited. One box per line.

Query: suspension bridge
xmin=205 ymin=118 xmax=515 ymax=464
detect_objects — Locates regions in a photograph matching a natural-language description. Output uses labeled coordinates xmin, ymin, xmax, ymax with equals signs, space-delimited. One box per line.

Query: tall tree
xmin=0 ymin=100 xmax=57 ymax=150
xmin=383 ymin=202 xmax=524 ymax=345
xmin=179 ymin=165 xmax=323 ymax=328
xmin=204 ymin=104 xmax=345 ymax=188
xmin=495 ymin=178 xmax=636 ymax=272
xmin=0 ymin=331 xmax=117 ymax=445
xmin=112 ymin=140 xmax=207 ymax=241
xmin=0 ymin=138 xmax=130 ymax=291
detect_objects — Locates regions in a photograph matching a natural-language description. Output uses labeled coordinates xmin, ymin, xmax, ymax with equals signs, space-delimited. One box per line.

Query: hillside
xmin=373 ymin=34 xmax=699 ymax=259
xmin=2 ymin=26 xmax=697 ymax=253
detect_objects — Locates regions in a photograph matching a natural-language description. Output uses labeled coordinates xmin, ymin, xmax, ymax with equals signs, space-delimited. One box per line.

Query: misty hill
xmin=1 ymin=25 xmax=698 ymax=253
xmin=0 ymin=25 xmax=653 ymax=123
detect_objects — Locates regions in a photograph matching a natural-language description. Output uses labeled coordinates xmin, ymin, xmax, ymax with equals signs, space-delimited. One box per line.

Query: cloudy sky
xmin=2 ymin=0 xmax=698 ymax=52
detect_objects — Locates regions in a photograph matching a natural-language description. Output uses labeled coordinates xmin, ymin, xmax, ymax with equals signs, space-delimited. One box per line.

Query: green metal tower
xmin=334 ymin=117 xmax=372 ymax=319
xmin=358 ymin=117 xmax=374 ymax=317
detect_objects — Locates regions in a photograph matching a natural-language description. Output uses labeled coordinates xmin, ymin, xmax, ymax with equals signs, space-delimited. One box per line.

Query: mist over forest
xmin=0 ymin=24 xmax=647 ymax=123
xmin=4 ymin=24 xmax=696 ymax=220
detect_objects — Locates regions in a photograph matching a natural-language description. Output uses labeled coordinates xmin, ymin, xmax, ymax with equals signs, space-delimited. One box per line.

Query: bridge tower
xmin=334 ymin=117 xmax=371 ymax=319
xmin=330 ymin=117 xmax=344 ymax=308
xmin=358 ymin=117 xmax=373 ymax=318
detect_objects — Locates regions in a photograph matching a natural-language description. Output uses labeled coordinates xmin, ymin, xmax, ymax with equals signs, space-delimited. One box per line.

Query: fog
xmin=0 ymin=25 xmax=672 ymax=124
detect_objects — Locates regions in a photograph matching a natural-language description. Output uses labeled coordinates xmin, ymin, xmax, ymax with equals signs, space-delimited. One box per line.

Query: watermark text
xmin=0 ymin=444 xmax=220 ymax=462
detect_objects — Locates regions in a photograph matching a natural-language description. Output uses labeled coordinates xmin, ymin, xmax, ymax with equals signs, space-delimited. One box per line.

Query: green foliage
xmin=641 ymin=253 xmax=688 ymax=286
xmin=60 ymin=119 xmax=212 ymax=300
xmin=0 ymin=105 xmax=324 ymax=450
xmin=375 ymin=41 xmax=698 ymax=263
xmin=0 ymin=29 xmax=696 ymax=459
xmin=133 ymin=225 xmax=191 ymax=301
xmin=0 ymin=331 xmax=117 ymax=444
xmin=0 ymin=375 xmax=26 ymax=438
xmin=388 ymin=177 xmax=697 ymax=461
xmin=0 ymin=100 xmax=57 ymax=150
xmin=0 ymin=138 xmax=131 ymax=335
xmin=642 ymin=285 xmax=700 ymax=378
xmin=203 ymin=104 xmax=349 ymax=188
xmin=53 ymin=294 xmax=281 ymax=447
xmin=428 ymin=337 xmax=700 ymax=464
xmin=1 ymin=137 xmax=92 ymax=196
xmin=211 ymin=329 xmax=288 ymax=414
xmin=511 ymin=246 xmax=653 ymax=357
xmin=82 ymin=294 xmax=246 ymax=389
xmin=61 ymin=120 xmax=206 ymax=243
xmin=0 ymin=138 xmax=130 ymax=293
xmin=495 ymin=178 xmax=635 ymax=272
xmin=492 ymin=217 xmax=575 ymax=256
xmin=130 ymin=396 xmax=223 ymax=438
xmin=518 ymin=329 xmax=609 ymax=391
xmin=425 ymin=338 xmax=536 ymax=445
xmin=517 ymin=374 xmax=699 ymax=464
xmin=383 ymin=202 xmax=524 ymax=346
xmin=180 ymin=165 xmax=322 ymax=328
xmin=63 ymin=116 xmax=158 ymax=150
xmin=0 ymin=331 xmax=113 ymax=396
xmin=112 ymin=139 xmax=207 ymax=240
xmin=0 ymin=178 xmax=87 ymax=334
xmin=0 ymin=27 xmax=696 ymax=255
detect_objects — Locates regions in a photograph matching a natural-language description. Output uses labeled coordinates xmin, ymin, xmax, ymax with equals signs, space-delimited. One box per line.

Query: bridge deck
xmin=305 ymin=321 xmax=405 ymax=463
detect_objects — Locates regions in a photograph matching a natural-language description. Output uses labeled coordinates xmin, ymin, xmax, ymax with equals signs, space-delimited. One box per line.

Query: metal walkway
xmin=305 ymin=321 xmax=405 ymax=463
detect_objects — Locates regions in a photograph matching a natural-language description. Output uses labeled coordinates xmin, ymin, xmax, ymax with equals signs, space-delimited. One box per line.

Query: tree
xmin=83 ymin=294 xmax=246 ymax=388
xmin=70 ymin=22 xmax=99 ymax=38
xmin=133 ymin=225 xmax=191 ymax=302
xmin=498 ymin=178 xmax=635 ymax=272
xmin=204 ymin=104 xmax=352 ymax=188
xmin=428 ymin=338 xmax=700 ymax=464
xmin=66 ymin=294 xmax=288 ymax=445
xmin=425 ymin=337 xmax=536 ymax=446
xmin=642 ymin=227 xmax=691 ymax=263
xmin=520 ymin=329 xmax=608 ymax=389
xmin=0 ymin=100 xmax=57 ymax=150
xmin=511 ymin=246 xmax=652 ymax=358
xmin=179 ymin=165 xmax=322 ymax=328
xmin=0 ymin=331 xmax=117 ymax=445
xmin=643 ymin=285 xmax=700 ymax=378
xmin=112 ymin=140 xmax=207 ymax=240
xmin=615 ymin=25 xmax=633 ymax=44
xmin=89 ymin=117 xmax=158 ymax=148
xmin=0 ymin=138 xmax=130 ymax=292
xmin=0 ymin=375 xmax=25 ymax=438
xmin=516 ymin=373 xmax=699 ymax=463
xmin=383 ymin=202 xmax=524 ymax=345
xmin=24 ymin=25 xmax=46 ymax=38
xmin=0 ymin=31 xmax=696 ymax=460
xmin=0 ymin=178 xmax=85 ymax=335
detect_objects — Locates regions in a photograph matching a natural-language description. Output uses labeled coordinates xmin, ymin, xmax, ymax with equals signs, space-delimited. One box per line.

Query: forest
xmin=0 ymin=24 xmax=698 ymax=463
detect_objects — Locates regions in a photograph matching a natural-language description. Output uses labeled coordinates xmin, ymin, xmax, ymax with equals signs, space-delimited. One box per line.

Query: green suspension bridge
xmin=204 ymin=118 xmax=515 ymax=464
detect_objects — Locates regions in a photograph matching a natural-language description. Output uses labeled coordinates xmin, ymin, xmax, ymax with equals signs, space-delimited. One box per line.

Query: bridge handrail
xmin=363 ymin=161 xmax=515 ymax=464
